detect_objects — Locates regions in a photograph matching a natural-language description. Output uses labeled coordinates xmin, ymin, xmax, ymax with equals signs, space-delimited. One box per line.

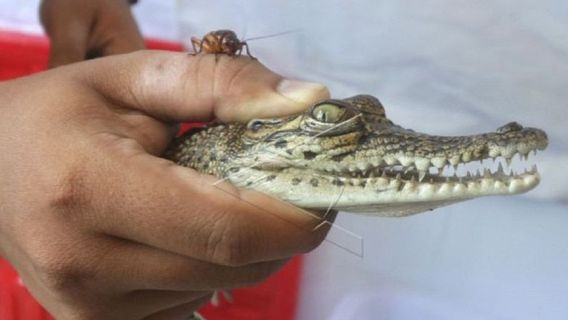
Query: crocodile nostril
xmin=496 ymin=122 xmax=523 ymax=134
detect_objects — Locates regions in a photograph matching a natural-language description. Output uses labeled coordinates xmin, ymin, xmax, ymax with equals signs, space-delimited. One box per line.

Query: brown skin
xmin=0 ymin=52 xmax=331 ymax=319
xmin=40 ymin=0 xmax=145 ymax=67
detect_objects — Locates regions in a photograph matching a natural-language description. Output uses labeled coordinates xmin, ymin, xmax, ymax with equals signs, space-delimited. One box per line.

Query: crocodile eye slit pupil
xmin=316 ymin=110 xmax=327 ymax=122
xmin=312 ymin=103 xmax=345 ymax=123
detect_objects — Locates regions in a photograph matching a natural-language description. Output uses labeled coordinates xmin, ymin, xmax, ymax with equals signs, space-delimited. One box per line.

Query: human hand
xmin=0 ymin=51 xmax=331 ymax=319
xmin=40 ymin=0 xmax=145 ymax=68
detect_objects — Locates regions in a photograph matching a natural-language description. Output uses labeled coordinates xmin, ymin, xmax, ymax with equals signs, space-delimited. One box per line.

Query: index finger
xmin=79 ymin=51 xmax=330 ymax=122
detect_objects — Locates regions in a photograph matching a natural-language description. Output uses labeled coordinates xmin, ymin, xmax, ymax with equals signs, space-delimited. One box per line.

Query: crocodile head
xmin=167 ymin=95 xmax=548 ymax=217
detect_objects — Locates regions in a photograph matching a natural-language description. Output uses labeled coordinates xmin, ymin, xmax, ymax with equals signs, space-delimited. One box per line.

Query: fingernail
xmin=277 ymin=79 xmax=329 ymax=104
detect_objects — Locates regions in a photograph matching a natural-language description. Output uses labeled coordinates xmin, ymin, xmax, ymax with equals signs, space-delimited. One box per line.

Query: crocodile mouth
xmin=306 ymin=148 xmax=542 ymax=195
xmin=323 ymin=152 xmax=539 ymax=182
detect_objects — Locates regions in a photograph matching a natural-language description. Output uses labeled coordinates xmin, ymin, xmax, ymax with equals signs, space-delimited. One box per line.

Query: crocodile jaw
xmin=227 ymin=140 xmax=544 ymax=217
xmin=225 ymin=122 xmax=547 ymax=216
xmin=228 ymin=165 xmax=540 ymax=217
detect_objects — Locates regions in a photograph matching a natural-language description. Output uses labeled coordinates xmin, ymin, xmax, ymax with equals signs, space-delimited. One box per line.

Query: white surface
xmin=1 ymin=1 xmax=567 ymax=320
xmin=327 ymin=288 xmax=489 ymax=320
xmin=304 ymin=198 xmax=568 ymax=320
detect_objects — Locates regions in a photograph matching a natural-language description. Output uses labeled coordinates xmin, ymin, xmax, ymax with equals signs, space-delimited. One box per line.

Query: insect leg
xmin=235 ymin=46 xmax=243 ymax=57
xmin=190 ymin=36 xmax=202 ymax=55
xmin=242 ymin=42 xmax=256 ymax=60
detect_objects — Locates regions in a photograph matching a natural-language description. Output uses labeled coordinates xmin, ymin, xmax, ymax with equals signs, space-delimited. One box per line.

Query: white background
xmin=1 ymin=1 xmax=567 ymax=319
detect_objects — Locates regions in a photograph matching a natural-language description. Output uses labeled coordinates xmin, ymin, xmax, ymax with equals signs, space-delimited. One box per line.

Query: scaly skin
xmin=165 ymin=95 xmax=548 ymax=217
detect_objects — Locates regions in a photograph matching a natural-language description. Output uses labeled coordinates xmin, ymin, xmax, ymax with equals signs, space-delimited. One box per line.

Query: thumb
xmin=80 ymin=50 xmax=330 ymax=122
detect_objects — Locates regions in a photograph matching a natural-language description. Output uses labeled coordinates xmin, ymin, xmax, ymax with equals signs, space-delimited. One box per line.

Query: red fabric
xmin=0 ymin=30 xmax=302 ymax=320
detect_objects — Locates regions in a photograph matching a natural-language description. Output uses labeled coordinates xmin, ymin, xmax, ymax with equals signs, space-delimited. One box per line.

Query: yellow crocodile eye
xmin=312 ymin=103 xmax=346 ymax=123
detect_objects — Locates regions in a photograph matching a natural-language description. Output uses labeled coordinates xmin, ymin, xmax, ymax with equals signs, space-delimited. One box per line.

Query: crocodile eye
xmin=312 ymin=103 xmax=346 ymax=123
xmin=248 ymin=120 xmax=264 ymax=131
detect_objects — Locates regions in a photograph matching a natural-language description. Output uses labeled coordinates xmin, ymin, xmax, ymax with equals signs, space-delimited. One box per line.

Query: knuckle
xmin=45 ymin=164 xmax=87 ymax=213
xmin=33 ymin=251 xmax=85 ymax=292
xmin=205 ymin=216 xmax=257 ymax=267
xmin=24 ymin=234 xmax=97 ymax=295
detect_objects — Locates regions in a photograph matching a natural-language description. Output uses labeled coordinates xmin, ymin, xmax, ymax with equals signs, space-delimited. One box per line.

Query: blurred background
xmin=1 ymin=0 xmax=567 ymax=319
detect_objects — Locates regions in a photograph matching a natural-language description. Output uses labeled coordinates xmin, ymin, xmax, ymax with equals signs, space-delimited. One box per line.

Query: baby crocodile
xmin=165 ymin=95 xmax=548 ymax=217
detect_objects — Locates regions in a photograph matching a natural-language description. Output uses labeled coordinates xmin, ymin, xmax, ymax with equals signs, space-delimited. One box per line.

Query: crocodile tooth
xmin=384 ymin=156 xmax=397 ymax=165
xmin=494 ymin=180 xmax=505 ymax=189
xmin=418 ymin=170 xmax=427 ymax=182
xmin=438 ymin=182 xmax=452 ymax=194
xmin=521 ymin=153 xmax=529 ymax=161
xmin=395 ymin=173 xmax=402 ymax=180
xmin=454 ymin=183 xmax=466 ymax=193
xmin=431 ymin=157 xmax=447 ymax=169
xmin=414 ymin=158 xmax=430 ymax=171
xmin=506 ymin=157 xmax=512 ymax=167
xmin=489 ymin=148 xmax=500 ymax=158
xmin=404 ymin=166 xmax=415 ymax=174
xmin=449 ymin=155 xmax=461 ymax=166
xmin=504 ymin=147 xmax=517 ymax=158
xmin=399 ymin=157 xmax=413 ymax=167
xmin=376 ymin=177 xmax=389 ymax=187
xmin=402 ymin=181 xmax=415 ymax=191
xmin=497 ymin=162 xmax=504 ymax=174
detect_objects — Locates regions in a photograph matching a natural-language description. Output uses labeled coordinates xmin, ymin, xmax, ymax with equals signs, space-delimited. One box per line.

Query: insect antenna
xmin=243 ymin=29 xmax=302 ymax=42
